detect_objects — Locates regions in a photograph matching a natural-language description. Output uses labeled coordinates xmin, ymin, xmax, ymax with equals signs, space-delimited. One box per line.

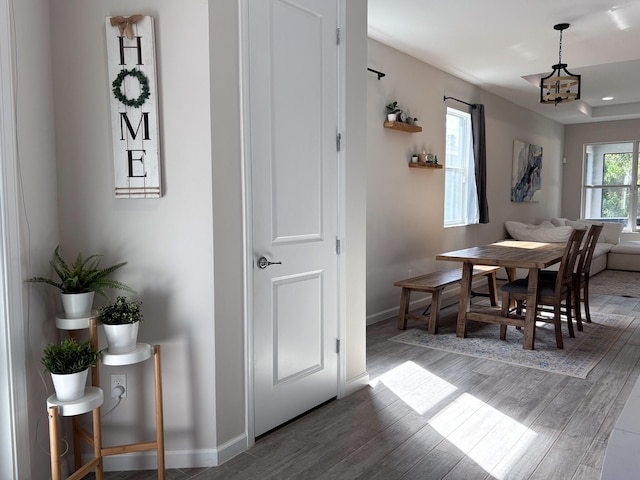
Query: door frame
xmin=0 ymin=0 xmax=31 ymax=476
xmin=239 ymin=0 xmax=347 ymax=446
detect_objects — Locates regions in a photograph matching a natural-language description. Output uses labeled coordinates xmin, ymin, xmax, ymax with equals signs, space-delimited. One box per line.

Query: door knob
xmin=257 ymin=256 xmax=282 ymax=269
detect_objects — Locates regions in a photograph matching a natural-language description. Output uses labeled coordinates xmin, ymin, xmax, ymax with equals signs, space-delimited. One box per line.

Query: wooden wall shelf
xmin=383 ymin=121 xmax=422 ymax=133
xmin=409 ymin=162 xmax=442 ymax=169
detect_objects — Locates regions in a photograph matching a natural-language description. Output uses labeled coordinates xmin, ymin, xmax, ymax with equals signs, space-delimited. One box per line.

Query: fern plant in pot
xmin=26 ymin=246 xmax=135 ymax=319
xmin=98 ymin=296 xmax=143 ymax=354
xmin=41 ymin=337 xmax=99 ymax=401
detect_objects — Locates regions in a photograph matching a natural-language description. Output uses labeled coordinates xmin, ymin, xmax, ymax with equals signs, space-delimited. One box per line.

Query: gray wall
xmin=563 ymin=119 xmax=640 ymax=220
xmin=366 ymin=39 xmax=566 ymax=323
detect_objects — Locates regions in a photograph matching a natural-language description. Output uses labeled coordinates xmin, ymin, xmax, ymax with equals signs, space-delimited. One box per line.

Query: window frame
xmin=582 ymin=141 xmax=640 ymax=231
xmin=444 ymin=107 xmax=477 ymax=227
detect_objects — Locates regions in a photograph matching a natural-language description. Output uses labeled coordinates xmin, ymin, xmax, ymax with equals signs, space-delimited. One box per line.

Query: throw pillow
xmin=505 ymin=221 xmax=573 ymax=242
xmin=550 ymin=217 xmax=568 ymax=227
xmin=565 ymin=219 xmax=623 ymax=244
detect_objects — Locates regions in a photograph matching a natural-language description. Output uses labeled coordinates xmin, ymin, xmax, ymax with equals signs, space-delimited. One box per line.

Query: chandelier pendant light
xmin=540 ymin=23 xmax=581 ymax=105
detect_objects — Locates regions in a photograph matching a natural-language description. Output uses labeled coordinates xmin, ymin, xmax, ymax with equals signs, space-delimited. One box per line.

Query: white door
xmin=248 ymin=0 xmax=340 ymax=436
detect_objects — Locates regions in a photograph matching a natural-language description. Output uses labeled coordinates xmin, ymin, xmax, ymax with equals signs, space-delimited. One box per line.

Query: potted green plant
xmin=26 ymin=246 xmax=135 ymax=318
xmin=97 ymin=296 xmax=143 ymax=354
xmin=41 ymin=337 xmax=99 ymax=401
xmin=386 ymin=101 xmax=402 ymax=122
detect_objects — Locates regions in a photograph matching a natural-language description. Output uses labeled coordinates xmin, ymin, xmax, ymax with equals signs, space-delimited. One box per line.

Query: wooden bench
xmin=394 ymin=265 xmax=500 ymax=334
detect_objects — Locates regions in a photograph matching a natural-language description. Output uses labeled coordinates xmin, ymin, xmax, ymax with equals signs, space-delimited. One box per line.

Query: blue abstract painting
xmin=511 ymin=140 xmax=542 ymax=202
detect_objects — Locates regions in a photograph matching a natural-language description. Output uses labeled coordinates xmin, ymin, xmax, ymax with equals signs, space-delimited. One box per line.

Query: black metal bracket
xmin=368 ymin=68 xmax=386 ymax=80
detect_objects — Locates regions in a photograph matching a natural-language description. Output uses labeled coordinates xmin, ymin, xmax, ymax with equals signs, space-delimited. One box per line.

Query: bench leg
xmin=428 ymin=288 xmax=444 ymax=334
xmin=397 ymin=288 xmax=411 ymax=330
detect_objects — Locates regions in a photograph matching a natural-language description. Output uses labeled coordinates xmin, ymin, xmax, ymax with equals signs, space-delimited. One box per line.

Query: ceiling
xmin=368 ymin=0 xmax=640 ymax=125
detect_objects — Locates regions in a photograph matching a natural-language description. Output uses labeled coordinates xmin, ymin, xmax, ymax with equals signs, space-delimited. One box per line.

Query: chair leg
xmin=500 ymin=291 xmax=510 ymax=340
xmin=574 ymin=277 xmax=583 ymax=332
xmin=565 ymin=292 xmax=575 ymax=338
xmin=501 ymin=291 xmax=510 ymax=317
xmin=583 ymin=278 xmax=592 ymax=323
xmin=553 ymin=305 xmax=564 ymax=349
xmin=499 ymin=324 xmax=507 ymax=340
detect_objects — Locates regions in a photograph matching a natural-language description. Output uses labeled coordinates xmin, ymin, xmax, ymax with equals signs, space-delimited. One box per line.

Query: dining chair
xmin=499 ymin=228 xmax=586 ymax=349
xmin=538 ymin=223 xmax=603 ymax=331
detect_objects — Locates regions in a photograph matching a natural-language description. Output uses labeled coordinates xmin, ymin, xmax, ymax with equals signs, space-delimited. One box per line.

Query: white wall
xmin=366 ymin=39 xmax=565 ymax=322
xmin=49 ymin=0 xmax=217 ymax=468
xmin=13 ymin=0 xmax=60 ymax=478
xmin=8 ymin=0 xmax=369 ymax=473
xmin=563 ymin=119 xmax=640 ymax=219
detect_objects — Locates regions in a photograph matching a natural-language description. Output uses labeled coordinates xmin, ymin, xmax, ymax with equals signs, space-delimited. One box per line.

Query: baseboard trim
xmin=98 ymin=433 xmax=248 ymax=471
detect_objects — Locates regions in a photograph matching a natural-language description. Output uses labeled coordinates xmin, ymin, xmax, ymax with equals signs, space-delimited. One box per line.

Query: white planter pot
xmin=103 ymin=322 xmax=139 ymax=354
xmin=61 ymin=292 xmax=95 ymax=318
xmin=387 ymin=113 xmax=397 ymax=122
xmin=51 ymin=369 xmax=88 ymax=402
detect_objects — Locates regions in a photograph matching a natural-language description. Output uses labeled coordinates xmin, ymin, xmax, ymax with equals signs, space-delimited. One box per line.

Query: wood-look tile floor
xmin=95 ymin=293 xmax=640 ymax=479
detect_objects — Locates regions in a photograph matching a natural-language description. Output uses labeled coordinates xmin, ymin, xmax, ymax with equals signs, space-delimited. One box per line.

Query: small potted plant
xmin=98 ymin=296 xmax=143 ymax=354
xmin=41 ymin=337 xmax=99 ymax=401
xmin=386 ymin=101 xmax=402 ymax=122
xmin=26 ymin=246 xmax=135 ymax=319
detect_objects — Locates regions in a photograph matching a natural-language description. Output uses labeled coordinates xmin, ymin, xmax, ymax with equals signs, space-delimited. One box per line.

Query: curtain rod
xmin=367 ymin=67 xmax=386 ymax=80
xmin=443 ymin=96 xmax=476 ymax=109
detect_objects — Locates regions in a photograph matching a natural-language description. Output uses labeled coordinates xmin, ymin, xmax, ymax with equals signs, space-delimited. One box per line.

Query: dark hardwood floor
xmin=94 ymin=292 xmax=640 ymax=479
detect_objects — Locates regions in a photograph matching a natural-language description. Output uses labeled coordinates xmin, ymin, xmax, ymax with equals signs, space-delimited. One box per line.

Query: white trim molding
xmin=0 ymin=0 xmax=31 ymax=477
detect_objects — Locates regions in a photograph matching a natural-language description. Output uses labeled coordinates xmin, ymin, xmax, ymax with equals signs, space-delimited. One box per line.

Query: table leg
xmin=505 ymin=267 xmax=517 ymax=311
xmin=522 ymin=268 xmax=538 ymax=350
xmin=456 ymin=262 xmax=473 ymax=338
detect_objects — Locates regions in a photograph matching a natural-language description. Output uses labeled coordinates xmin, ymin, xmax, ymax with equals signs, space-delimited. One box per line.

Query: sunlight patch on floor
xmin=369 ymin=361 xmax=458 ymax=414
xmin=429 ymin=393 xmax=537 ymax=479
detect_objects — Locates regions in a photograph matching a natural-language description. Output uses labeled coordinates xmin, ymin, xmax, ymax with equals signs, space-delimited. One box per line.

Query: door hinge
xmin=336 ymin=132 xmax=341 ymax=152
xmin=336 ymin=338 xmax=341 ymax=354
xmin=336 ymin=28 xmax=341 ymax=45
xmin=336 ymin=238 xmax=341 ymax=254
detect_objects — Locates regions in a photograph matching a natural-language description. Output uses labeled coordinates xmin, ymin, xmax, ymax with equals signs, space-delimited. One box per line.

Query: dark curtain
xmin=471 ymin=104 xmax=489 ymax=223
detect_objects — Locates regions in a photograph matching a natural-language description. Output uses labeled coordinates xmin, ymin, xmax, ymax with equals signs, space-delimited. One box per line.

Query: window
xmin=444 ymin=108 xmax=478 ymax=227
xmin=583 ymin=141 xmax=640 ymax=231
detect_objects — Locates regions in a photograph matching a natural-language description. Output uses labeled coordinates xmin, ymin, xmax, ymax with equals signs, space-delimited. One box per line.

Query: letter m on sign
xmin=106 ymin=15 xmax=162 ymax=198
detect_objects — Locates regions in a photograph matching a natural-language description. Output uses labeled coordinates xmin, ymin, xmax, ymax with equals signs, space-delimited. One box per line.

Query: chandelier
xmin=540 ymin=23 xmax=581 ymax=105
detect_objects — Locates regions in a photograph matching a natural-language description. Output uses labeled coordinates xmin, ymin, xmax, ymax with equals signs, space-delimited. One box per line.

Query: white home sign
xmin=106 ymin=15 xmax=162 ymax=198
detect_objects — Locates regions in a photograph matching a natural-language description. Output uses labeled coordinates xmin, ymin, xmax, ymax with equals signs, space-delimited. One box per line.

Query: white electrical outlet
xmin=111 ymin=374 xmax=127 ymax=398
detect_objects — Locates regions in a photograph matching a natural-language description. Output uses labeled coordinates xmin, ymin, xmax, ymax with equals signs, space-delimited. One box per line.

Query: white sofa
xmin=504 ymin=218 xmax=627 ymax=275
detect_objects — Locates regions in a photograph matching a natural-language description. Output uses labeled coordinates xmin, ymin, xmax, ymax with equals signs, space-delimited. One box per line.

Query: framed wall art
xmin=511 ymin=140 xmax=542 ymax=202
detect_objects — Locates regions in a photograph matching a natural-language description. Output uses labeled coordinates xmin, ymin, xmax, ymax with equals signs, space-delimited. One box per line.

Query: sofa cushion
xmin=593 ymin=243 xmax=614 ymax=256
xmin=565 ymin=219 xmax=623 ymax=244
xmin=550 ymin=217 xmax=568 ymax=227
xmin=610 ymin=241 xmax=640 ymax=254
xmin=505 ymin=221 xmax=573 ymax=242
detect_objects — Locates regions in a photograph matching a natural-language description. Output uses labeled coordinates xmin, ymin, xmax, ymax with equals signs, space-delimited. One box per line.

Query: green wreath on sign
xmin=112 ymin=68 xmax=150 ymax=108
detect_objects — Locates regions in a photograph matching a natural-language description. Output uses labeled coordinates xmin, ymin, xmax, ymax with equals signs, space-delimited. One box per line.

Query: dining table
xmin=436 ymin=240 xmax=567 ymax=350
